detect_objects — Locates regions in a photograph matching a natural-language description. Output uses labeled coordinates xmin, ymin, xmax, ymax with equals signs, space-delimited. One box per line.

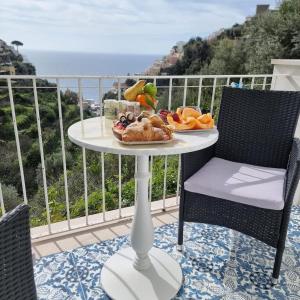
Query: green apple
xmin=143 ymin=83 xmax=157 ymax=97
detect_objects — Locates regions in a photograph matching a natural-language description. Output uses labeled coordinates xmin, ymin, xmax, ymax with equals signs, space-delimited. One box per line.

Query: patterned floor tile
xmin=34 ymin=252 xmax=84 ymax=299
xmin=34 ymin=206 xmax=300 ymax=300
xmin=72 ymin=237 xmax=129 ymax=300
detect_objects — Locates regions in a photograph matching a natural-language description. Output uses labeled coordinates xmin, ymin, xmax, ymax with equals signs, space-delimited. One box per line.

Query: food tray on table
xmin=113 ymin=136 xmax=174 ymax=145
xmin=174 ymin=126 xmax=217 ymax=133
xmin=112 ymin=110 xmax=174 ymax=146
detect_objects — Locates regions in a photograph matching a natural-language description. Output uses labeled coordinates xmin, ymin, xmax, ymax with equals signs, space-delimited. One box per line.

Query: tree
xmin=172 ymin=45 xmax=178 ymax=53
xmin=202 ymin=38 xmax=246 ymax=75
xmin=11 ymin=40 xmax=23 ymax=53
xmin=124 ymin=78 xmax=136 ymax=87
xmin=0 ymin=184 xmax=22 ymax=211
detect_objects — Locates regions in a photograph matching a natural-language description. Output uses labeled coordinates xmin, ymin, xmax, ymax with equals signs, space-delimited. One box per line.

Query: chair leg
xmin=177 ymin=219 xmax=184 ymax=252
xmin=272 ymin=246 xmax=284 ymax=284
xmin=177 ymin=188 xmax=185 ymax=252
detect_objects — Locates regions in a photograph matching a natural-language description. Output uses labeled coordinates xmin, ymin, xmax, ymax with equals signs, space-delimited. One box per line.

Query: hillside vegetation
xmin=162 ymin=0 xmax=300 ymax=76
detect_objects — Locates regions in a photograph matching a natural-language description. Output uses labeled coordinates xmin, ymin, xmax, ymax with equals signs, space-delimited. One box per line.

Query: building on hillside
xmin=144 ymin=59 xmax=163 ymax=75
xmin=256 ymin=4 xmax=270 ymax=15
xmin=246 ymin=3 xmax=277 ymax=21
xmin=0 ymin=50 xmax=16 ymax=75
xmin=144 ymin=49 xmax=183 ymax=75
xmin=144 ymin=40 xmax=185 ymax=75
xmin=0 ymin=66 xmax=16 ymax=75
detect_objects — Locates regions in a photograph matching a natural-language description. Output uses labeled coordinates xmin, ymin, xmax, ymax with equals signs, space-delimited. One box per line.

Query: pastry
xmin=149 ymin=114 xmax=164 ymax=128
xmin=137 ymin=111 xmax=151 ymax=121
xmin=122 ymin=119 xmax=171 ymax=142
xmin=112 ymin=112 xmax=173 ymax=143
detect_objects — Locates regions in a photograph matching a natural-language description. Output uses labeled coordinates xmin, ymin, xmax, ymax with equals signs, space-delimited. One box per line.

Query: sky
xmin=0 ymin=0 xmax=277 ymax=55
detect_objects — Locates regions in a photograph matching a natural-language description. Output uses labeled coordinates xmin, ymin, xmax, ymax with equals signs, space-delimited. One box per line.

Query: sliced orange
xmin=167 ymin=114 xmax=196 ymax=130
xmin=197 ymin=113 xmax=212 ymax=124
xmin=176 ymin=107 xmax=184 ymax=121
xmin=182 ymin=107 xmax=201 ymax=120
xmin=195 ymin=117 xmax=214 ymax=129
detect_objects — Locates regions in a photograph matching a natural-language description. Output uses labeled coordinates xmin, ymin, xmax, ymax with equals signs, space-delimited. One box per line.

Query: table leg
xmin=101 ymin=155 xmax=182 ymax=300
xmin=131 ymin=155 xmax=154 ymax=270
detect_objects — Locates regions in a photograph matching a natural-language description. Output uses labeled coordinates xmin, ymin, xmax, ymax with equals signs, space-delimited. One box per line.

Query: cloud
xmin=0 ymin=0 xmax=276 ymax=54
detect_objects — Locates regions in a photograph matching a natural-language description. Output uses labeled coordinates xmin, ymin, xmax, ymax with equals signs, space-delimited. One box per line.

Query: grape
xmin=158 ymin=109 xmax=170 ymax=124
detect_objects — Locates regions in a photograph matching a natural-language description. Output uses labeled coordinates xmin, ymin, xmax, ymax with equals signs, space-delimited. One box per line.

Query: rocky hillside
xmin=0 ymin=39 xmax=36 ymax=75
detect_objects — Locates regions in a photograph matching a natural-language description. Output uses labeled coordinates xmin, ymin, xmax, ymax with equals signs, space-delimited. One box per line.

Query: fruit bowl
xmin=165 ymin=107 xmax=215 ymax=132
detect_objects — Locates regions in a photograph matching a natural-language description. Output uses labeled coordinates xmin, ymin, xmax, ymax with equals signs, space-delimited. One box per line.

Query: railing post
xmin=210 ymin=77 xmax=217 ymax=114
xmin=0 ymin=183 xmax=5 ymax=216
xmin=101 ymin=152 xmax=106 ymax=221
xmin=162 ymin=156 xmax=168 ymax=211
xmin=99 ymin=78 xmax=104 ymax=133
xmin=117 ymin=79 xmax=122 ymax=218
xmin=183 ymin=78 xmax=187 ymax=106
xmin=250 ymin=77 xmax=255 ymax=89
xmin=197 ymin=78 xmax=203 ymax=108
xmin=176 ymin=156 xmax=181 ymax=205
xmin=118 ymin=154 xmax=122 ymax=218
xmin=7 ymin=78 xmax=28 ymax=204
xmin=149 ymin=155 xmax=153 ymax=205
xmin=78 ymin=78 xmax=89 ymax=224
xmin=56 ymin=79 xmax=71 ymax=230
xmin=33 ymin=78 xmax=51 ymax=233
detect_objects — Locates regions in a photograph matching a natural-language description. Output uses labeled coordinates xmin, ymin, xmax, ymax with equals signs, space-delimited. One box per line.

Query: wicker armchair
xmin=0 ymin=204 xmax=37 ymax=300
xmin=178 ymin=87 xmax=300 ymax=284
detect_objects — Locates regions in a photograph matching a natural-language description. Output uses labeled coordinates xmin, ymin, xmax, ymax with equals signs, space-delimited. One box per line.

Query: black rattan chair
xmin=178 ymin=87 xmax=300 ymax=284
xmin=0 ymin=204 xmax=37 ymax=300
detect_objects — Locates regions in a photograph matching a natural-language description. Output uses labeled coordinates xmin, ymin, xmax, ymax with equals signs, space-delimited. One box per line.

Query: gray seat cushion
xmin=184 ymin=157 xmax=286 ymax=210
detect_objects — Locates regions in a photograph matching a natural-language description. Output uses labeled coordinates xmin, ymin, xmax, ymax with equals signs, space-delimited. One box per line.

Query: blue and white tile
xmin=34 ymin=252 xmax=84 ymax=299
xmin=34 ymin=206 xmax=300 ymax=300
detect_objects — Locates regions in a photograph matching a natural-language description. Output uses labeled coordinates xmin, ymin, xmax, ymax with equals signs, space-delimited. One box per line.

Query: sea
xmin=23 ymin=50 xmax=161 ymax=100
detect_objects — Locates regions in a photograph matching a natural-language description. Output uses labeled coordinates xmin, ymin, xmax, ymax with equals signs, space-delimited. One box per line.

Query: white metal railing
xmin=0 ymin=73 xmax=281 ymax=238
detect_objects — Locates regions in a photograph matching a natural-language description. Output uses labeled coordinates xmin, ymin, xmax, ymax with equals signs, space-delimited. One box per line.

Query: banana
xmin=124 ymin=80 xmax=146 ymax=101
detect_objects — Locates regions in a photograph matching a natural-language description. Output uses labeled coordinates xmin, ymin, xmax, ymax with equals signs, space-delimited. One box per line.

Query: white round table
xmin=68 ymin=117 xmax=218 ymax=300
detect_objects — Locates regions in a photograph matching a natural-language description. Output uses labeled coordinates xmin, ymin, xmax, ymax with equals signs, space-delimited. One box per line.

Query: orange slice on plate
xmin=182 ymin=107 xmax=201 ymax=120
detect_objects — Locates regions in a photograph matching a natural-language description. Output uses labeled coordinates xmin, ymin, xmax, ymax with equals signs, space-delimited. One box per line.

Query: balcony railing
xmin=0 ymin=73 xmax=282 ymax=238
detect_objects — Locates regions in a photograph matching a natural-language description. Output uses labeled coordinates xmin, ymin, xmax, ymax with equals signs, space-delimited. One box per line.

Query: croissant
xmin=149 ymin=115 xmax=165 ymax=128
xmin=122 ymin=119 xmax=168 ymax=142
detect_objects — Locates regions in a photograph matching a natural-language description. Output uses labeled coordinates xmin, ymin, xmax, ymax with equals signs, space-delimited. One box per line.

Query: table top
xmin=68 ymin=117 xmax=219 ymax=156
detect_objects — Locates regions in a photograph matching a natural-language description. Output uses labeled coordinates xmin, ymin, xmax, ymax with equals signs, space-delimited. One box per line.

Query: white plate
xmin=174 ymin=126 xmax=217 ymax=133
xmin=115 ymin=137 xmax=174 ymax=145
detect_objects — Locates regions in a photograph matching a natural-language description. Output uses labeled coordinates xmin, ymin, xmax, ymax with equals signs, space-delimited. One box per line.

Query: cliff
xmin=0 ymin=39 xmax=36 ymax=75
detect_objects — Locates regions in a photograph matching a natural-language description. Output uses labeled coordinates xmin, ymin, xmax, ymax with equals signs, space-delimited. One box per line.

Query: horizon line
xmin=22 ymin=48 xmax=165 ymax=57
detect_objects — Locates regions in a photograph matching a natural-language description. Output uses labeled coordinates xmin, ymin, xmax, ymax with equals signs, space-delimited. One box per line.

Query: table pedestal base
xmin=101 ymin=247 xmax=183 ymax=300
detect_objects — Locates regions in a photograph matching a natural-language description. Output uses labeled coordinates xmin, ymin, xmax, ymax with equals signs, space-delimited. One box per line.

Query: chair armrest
xmin=284 ymin=138 xmax=300 ymax=203
xmin=181 ymin=144 xmax=215 ymax=182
